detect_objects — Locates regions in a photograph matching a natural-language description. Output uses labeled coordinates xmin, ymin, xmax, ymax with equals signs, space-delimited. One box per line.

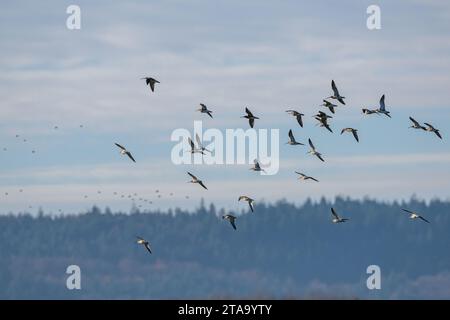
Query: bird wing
xmin=296 ymin=115 xmax=303 ymax=127
xmin=311 ymin=177 xmax=319 ymax=182
xmin=126 ymin=152 xmax=136 ymax=163
xmin=288 ymin=129 xmax=295 ymax=141
xmin=337 ymin=98 xmax=345 ymax=105
xmin=424 ymin=123 xmax=434 ymax=129
xmin=379 ymin=95 xmax=385 ymax=111
xmin=200 ymin=103 xmax=206 ymax=111
xmin=207 ymin=111 xmax=213 ymax=118
xmin=435 ymin=131 xmax=442 ymax=139
xmin=230 ymin=219 xmax=237 ymax=230
xmin=340 ymin=128 xmax=346 ymax=135
xmin=331 ymin=80 xmax=339 ymax=96
xmin=144 ymin=243 xmax=152 ymax=254
xmin=195 ymin=134 xmax=202 ymax=149
xmin=249 ymin=201 xmax=254 ymax=212
xmin=188 ymin=137 xmax=195 ymax=150
xmin=136 ymin=236 xmax=145 ymax=241
xmin=254 ymin=159 xmax=261 ymax=170
xmin=325 ymin=124 xmax=333 ymax=133
xmin=295 ymin=171 xmax=304 ymax=176
xmin=149 ymin=80 xmax=155 ymax=92
xmin=329 ymin=106 xmax=335 ymax=114
xmin=245 ymin=107 xmax=254 ymax=117
xmin=352 ymin=130 xmax=359 ymax=142
xmin=308 ymin=138 xmax=315 ymax=150
xmin=409 ymin=117 xmax=421 ymax=127
xmin=249 ymin=118 xmax=255 ymax=128
xmin=419 ymin=216 xmax=430 ymax=223
xmin=316 ymin=154 xmax=325 ymax=162
xmin=331 ymin=208 xmax=339 ymax=219
xmin=198 ymin=181 xmax=208 ymax=190
xmin=115 ymin=143 xmax=126 ymax=150
xmin=187 ymin=172 xmax=197 ymax=180
xmin=402 ymin=209 xmax=413 ymax=214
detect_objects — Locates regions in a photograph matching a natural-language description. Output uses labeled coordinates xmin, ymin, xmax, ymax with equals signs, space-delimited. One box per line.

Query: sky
xmin=0 ymin=0 xmax=449 ymax=214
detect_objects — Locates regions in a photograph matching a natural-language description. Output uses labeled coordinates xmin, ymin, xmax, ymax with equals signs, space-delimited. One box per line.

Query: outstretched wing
xmin=115 ymin=143 xmax=126 ymax=150
xmin=126 ymin=152 xmax=136 ymax=163
xmin=331 ymin=80 xmax=339 ymax=96
xmin=288 ymin=129 xmax=295 ymax=141
xmin=207 ymin=111 xmax=213 ymax=118
xmin=409 ymin=117 xmax=421 ymax=127
xmin=144 ymin=243 xmax=152 ymax=254
xmin=316 ymin=153 xmax=325 ymax=162
xmin=308 ymin=138 xmax=315 ymax=150
xmin=248 ymin=201 xmax=254 ymax=212
xmin=296 ymin=114 xmax=303 ymax=127
xmin=402 ymin=208 xmax=413 ymax=214
xmin=245 ymin=107 xmax=254 ymax=117
xmin=249 ymin=118 xmax=255 ymax=128
xmin=149 ymin=80 xmax=155 ymax=92
xmin=198 ymin=181 xmax=208 ymax=190
xmin=419 ymin=216 xmax=430 ymax=224
xmin=352 ymin=130 xmax=359 ymax=142
xmin=435 ymin=131 xmax=442 ymax=139
xmin=195 ymin=134 xmax=202 ymax=149
xmin=379 ymin=94 xmax=385 ymax=111
xmin=187 ymin=172 xmax=197 ymax=180
xmin=188 ymin=137 xmax=195 ymax=150
xmin=230 ymin=219 xmax=237 ymax=230
xmin=310 ymin=177 xmax=319 ymax=182
xmin=331 ymin=208 xmax=339 ymax=220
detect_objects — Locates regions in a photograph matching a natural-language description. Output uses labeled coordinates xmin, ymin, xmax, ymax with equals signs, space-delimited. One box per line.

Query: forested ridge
xmin=1 ymin=197 xmax=449 ymax=299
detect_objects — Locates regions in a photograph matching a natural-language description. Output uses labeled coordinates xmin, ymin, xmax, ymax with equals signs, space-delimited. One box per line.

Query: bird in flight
xmin=115 ymin=143 xmax=136 ymax=163
xmin=314 ymin=111 xmax=333 ymax=133
xmin=187 ymin=172 xmax=208 ymax=190
xmin=196 ymin=133 xmax=212 ymax=154
xmin=376 ymin=94 xmax=391 ymax=118
xmin=362 ymin=108 xmax=379 ymax=115
xmin=241 ymin=107 xmax=259 ymax=128
xmin=287 ymin=129 xmax=304 ymax=145
xmin=197 ymin=103 xmax=213 ymax=118
xmin=187 ymin=137 xmax=205 ymax=155
xmin=141 ymin=77 xmax=160 ymax=92
xmin=250 ymin=159 xmax=266 ymax=173
xmin=341 ymin=128 xmax=359 ymax=142
xmin=295 ymin=172 xmax=319 ymax=182
xmin=222 ymin=214 xmax=237 ymax=230
xmin=321 ymin=100 xmax=338 ymax=114
xmin=286 ymin=110 xmax=304 ymax=128
xmin=238 ymin=196 xmax=255 ymax=212
xmin=307 ymin=138 xmax=324 ymax=162
xmin=136 ymin=236 xmax=152 ymax=254
xmin=401 ymin=209 xmax=430 ymax=223
xmin=327 ymin=80 xmax=346 ymax=105
xmin=408 ymin=117 xmax=426 ymax=130
xmin=423 ymin=123 xmax=442 ymax=139
xmin=331 ymin=208 xmax=349 ymax=223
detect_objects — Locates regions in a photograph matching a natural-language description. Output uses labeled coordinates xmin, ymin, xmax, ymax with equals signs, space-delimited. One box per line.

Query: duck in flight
xmin=362 ymin=108 xmax=379 ymax=115
xmin=424 ymin=123 xmax=442 ymax=139
xmin=307 ymin=139 xmax=324 ymax=162
xmin=341 ymin=128 xmax=359 ymax=142
xmin=187 ymin=172 xmax=208 ymax=190
xmin=408 ymin=117 xmax=426 ymax=130
xmin=321 ymin=100 xmax=338 ymax=114
xmin=287 ymin=129 xmax=304 ymax=145
xmin=327 ymin=80 xmax=346 ymax=105
xmin=115 ymin=143 xmax=136 ymax=162
xmin=141 ymin=77 xmax=160 ymax=92
xmin=197 ymin=103 xmax=213 ymax=118
xmin=295 ymin=172 xmax=319 ymax=182
xmin=241 ymin=107 xmax=259 ymax=128
xmin=401 ymin=209 xmax=430 ymax=223
xmin=238 ymin=196 xmax=255 ymax=212
xmin=250 ymin=159 xmax=266 ymax=173
xmin=331 ymin=208 xmax=349 ymax=223
xmin=222 ymin=214 xmax=237 ymax=230
xmin=136 ymin=236 xmax=152 ymax=254
xmin=286 ymin=110 xmax=304 ymax=127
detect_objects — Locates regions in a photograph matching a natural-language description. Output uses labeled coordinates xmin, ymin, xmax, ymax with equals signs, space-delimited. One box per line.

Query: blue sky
xmin=0 ymin=0 xmax=449 ymax=214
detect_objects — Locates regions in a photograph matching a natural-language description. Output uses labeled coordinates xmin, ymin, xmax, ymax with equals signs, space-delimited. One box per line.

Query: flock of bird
xmin=2 ymin=76 xmax=441 ymax=256
xmin=131 ymin=77 xmax=440 ymax=255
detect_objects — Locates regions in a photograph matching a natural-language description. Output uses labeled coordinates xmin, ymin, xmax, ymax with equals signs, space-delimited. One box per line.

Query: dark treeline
xmin=0 ymin=196 xmax=449 ymax=299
